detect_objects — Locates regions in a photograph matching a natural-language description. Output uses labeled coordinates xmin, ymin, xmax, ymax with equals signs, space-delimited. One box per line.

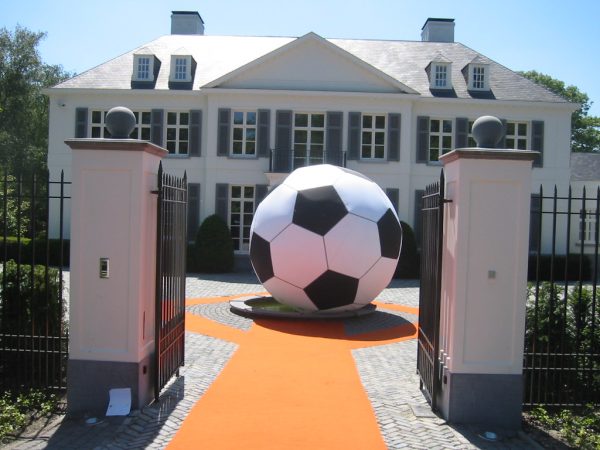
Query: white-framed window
xmin=293 ymin=113 xmax=325 ymax=170
xmin=505 ymin=121 xmax=528 ymax=150
xmin=431 ymin=63 xmax=451 ymax=89
xmin=469 ymin=64 xmax=489 ymax=90
xmin=170 ymin=55 xmax=192 ymax=82
xmin=166 ymin=112 xmax=189 ymax=155
xmin=579 ymin=209 xmax=598 ymax=244
xmin=229 ymin=185 xmax=255 ymax=252
xmin=231 ymin=111 xmax=257 ymax=156
xmin=133 ymin=55 xmax=154 ymax=81
xmin=429 ymin=118 xmax=453 ymax=162
xmin=90 ymin=110 xmax=152 ymax=139
xmin=361 ymin=114 xmax=386 ymax=159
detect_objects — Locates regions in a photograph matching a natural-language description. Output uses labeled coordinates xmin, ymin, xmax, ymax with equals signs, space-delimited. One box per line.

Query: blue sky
xmin=3 ymin=0 xmax=599 ymax=116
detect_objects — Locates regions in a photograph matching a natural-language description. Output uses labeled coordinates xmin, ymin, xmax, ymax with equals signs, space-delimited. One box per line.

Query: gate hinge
xmin=151 ymin=190 xmax=159 ymax=195
xmin=442 ymin=198 xmax=453 ymax=204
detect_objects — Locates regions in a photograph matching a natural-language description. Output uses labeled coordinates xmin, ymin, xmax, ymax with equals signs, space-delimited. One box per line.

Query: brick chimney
xmin=421 ymin=18 xmax=455 ymax=43
xmin=171 ymin=11 xmax=205 ymax=35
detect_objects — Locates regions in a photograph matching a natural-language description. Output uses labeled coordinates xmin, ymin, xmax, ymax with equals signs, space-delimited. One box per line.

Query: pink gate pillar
xmin=65 ymin=129 xmax=167 ymax=415
xmin=436 ymin=116 xmax=537 ymax=430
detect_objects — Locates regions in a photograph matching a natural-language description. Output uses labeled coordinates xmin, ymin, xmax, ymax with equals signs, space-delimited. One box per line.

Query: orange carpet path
xmin=168 ymin=296 xmax=418 ymax=450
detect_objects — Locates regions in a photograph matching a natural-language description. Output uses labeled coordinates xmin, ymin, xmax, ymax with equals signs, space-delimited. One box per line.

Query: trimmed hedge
xmin=528 ymin=254 xmax=592 ymax=281
xmin=190 ymin=215 xmax=234 ymax=273
xmin=0 ymin=237 xmax=70 ymax=267
xmin=394 ymin=221 xmax=420 ymax=279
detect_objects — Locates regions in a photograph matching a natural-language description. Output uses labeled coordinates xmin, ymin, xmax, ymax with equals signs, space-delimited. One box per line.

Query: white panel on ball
xmin=324 ymin=214 xmax=382 ymax=278
xmin=283 ymin=164 xmax=344 ymax=191
xmin=270 ymin=224 xmax=328 ymax=288
xmin=333 ymin=173 xmax=390 ymax=222
xmin=263 ymin=278 xmax=318 ymax=311
xmin=355 ymin=257 xmax=398 ymax=305
xmin=250 ymin=184 xmax=296 ymax=241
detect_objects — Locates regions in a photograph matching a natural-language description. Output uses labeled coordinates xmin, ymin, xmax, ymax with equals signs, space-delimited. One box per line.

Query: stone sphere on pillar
xmin=105 ymin=106 xmax=136 ymax=139
xmin=471 ymin=115 xmax=504 ymax=149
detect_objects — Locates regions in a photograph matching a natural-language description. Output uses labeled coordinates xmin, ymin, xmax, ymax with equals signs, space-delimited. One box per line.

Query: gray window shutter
xmin=75 ymin=108 xmax=88 ymax=138
xmin=257 ymin=109 xmax=270 ymax=158
xmin=189 ymin=110 xmax=202 ymax=157
xmin=151 ymin=109 xmax=164 ymax=146
xmin=217 ymin=108 xmax=231 ymax=157
xmin=347 ymin=112 xmax=361 ymax=160
xmin=386 ymin=188 xmax=399 ymax=213
xmin=326 ymin=111 xmax=343 ymax=166
xmin=416 ymin=116 xmax=429 ymax=163
xmin=215 ymin=183 xmax=229 ymax=222
xmin=455 ymin=117 xmax=468 ymax=149
xmin=255 ymin=184 xmax=268 ymax=206
xmin=187 ymin=183 xmax=201 ymax=241
xmin=529 ymin=193 xmax=541 ymax=252
xmin=274 ymin=110 xmax=293 ymax=172
xmin=414 ymin=189 xmax=425 ymax=248
xmin=498 ymin=119 xmax=507 ymax=148
xmin=387 ymin=113 xmax=401 ymax=161
xmin=531 ymin=120 xmax=544 ymax=168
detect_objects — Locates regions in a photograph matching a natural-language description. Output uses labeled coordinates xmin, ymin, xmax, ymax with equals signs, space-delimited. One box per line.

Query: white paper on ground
xmin=106 ymin=388 xmax=131 ymax=416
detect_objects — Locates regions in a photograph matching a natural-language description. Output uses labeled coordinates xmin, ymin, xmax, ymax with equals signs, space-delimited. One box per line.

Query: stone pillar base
xmin=442 ymin=372 xmax=523 ymax=430
xmin=67 ymin=355 xmax=154 ymax=416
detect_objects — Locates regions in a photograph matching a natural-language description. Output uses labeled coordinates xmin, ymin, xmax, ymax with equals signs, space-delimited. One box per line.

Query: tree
xmin=0 ymin=26 xmax=72 ymax=173
xmin=520 ymin=70 xmax=600 ymax=153
xmin=193 ymin=215 xmax=235 ymax=273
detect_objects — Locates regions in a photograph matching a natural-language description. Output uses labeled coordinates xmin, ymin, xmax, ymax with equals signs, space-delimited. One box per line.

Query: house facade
xmin=46 ymin=12 xmax=576 ymax=255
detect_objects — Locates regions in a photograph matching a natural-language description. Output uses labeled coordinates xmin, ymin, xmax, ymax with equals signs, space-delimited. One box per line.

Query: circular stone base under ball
xmin=230 ymin=295 xmax=376 ymax=320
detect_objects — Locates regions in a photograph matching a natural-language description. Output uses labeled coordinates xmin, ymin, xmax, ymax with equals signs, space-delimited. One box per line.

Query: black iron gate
xmin=155 ymin=163 xmax=187 ymax=401
xmin=417 ymin=170 xmax=447 ymax=411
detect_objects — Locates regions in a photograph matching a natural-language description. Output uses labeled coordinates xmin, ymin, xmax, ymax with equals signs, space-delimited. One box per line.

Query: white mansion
xmin=46 ymin=12 xmax=577 ymax=255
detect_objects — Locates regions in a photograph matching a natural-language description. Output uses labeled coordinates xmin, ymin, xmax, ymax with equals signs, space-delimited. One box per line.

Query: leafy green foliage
xmin=0 ymin=389 xmax=58 ymax=442
xmin=0 ymin=260 xmax=63 ymax=335
xmin=520 ymin=70 xmax=600 ymax=153
xmin=0 ymin=26 xmax=72 ymax=173
xmin=193 ymin=215 xmax=234 ymax=273
xmin=530 ymin=405 xmax=600 ymax=449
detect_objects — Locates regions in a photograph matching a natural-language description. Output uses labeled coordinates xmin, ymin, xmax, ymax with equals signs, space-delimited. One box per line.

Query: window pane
xmin=294 ymin=145 xmax=306 ymax=157
xmin=230 ymin=226 xmax=240 ymax=237
xmin=167 ymin=112 xmax=177 ymax=125
xmin=506 ymin=138 xmax=515 ymax=148
xmin=361 ymin=146 xmax=371 ymax=158
xmin=311 ymin=145 xmax=324 ymax=158
xmin=231 ymin=186 xmax=241 ymax=198
xmin=232 ymin=142 xmax=243 ymax=154
xmin=246 ymin=142 xmax=255 ymax=154
xmin=179 ymin=142 xmax=188 ymax=154
xmin=244 ymin=202 xmax=254 ymax=213
xmin=167 ymin=128 xmax=176 ymax=140
xmin=244 ymin=187 xmax=254 ymax=198
xmin=375 ymin=132 xmax=385 ymax=145
xmin=231 ymin=201 xmax=241 ymax=213
xmin=312 ymin=131 xmax=324 ymax=144
xmin=442 ymin=136 xmax=452 ymax=150
xmin=363 ymin=115 xmax=372 ymax=128
xmin=517 ymin=139 xmax=527 ymax=150
xmin=233 ymin=128 xmax=243 ymax=140
xmin=311 ymin=114 xmax=324 ymax=128
xmin=243 ymin=227 xmax=251 ymax=239
xmin=443 ymin=120 xmax=452 ymax=133
xmin=179 ymin=128 xmax=188 ymax=141
xmin=295 ymin=114 xmax=308 ymax=127
xmin=233 ymin=112 xmax=244 ymax=125
xmin=141 ymin=128 xmax=150 ymax=140
xmin=294 ymin=130 xmax=307 ymax=143
xmin=430 ymin=135 xmax=440 ymax=149
xmin=375 ymin=146 xmax=385 ymax=159
xmin=166 ymin=142 xmax=175 ymax=153
xmin=430 ymin=120 xmax=440 ymax=133
xmin=375 ymin=116 xmax=385 ymax=129
xmin=518 ymin=123 xmax=527 ymax=136
xmin=91 ymin=127 xmax=101 ymax=138
xmin=142 ymin=112 xmax=151 ymax=124
xmin=362 ymin=132 xmax=372 ymax=145
xmin=180 ymin=113 xmax=189 ymax=125
xmin=246 ymin=129 xmax=256 ymax=141
xmin=507 ymin=123 xmax=515 ymax=135
xmin=247 ymin=112 xmax=256 ymax=125
xmin=92 ymin=111 xmax=102 ymax=123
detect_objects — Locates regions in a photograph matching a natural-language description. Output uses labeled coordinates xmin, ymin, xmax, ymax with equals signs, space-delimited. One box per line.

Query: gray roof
xmin=571 ymin=152 xmax=600 ymax=181
xmin=54 ymin=33 xmax=568 ymax=104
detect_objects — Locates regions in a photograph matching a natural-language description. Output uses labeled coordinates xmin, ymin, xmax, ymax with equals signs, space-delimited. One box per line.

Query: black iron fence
xmin=524 ymin=185 xmax=599 ymax=407
xmin=417 ymin=170 xmax=446 ymax=411
xmin=0 ymin=170 xmax=70 ymax=391
xmin=155 ymin=164 xmax=187 ymax=400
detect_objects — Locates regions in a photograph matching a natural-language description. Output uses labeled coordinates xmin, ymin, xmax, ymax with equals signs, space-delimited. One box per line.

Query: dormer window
xmin=170 ymin=55 xmax=192 ymax=82
xmin=432 ymin=63 xmax=451 ymax=89
xmin=468 ymin=64 xmax=490 ymax=91
xmin=132 ymin=54 xmax=156 ymax=82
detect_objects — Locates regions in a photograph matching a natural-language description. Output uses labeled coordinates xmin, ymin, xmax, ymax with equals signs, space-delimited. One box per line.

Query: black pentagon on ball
xmin=304 ymin=270 xmax=359 ymax=310
xmin=377 ymin=208 xmax=402 ymax=259
xmin=249 ymin=233 xmax=274 ymax=283
xmin=292 ymin=185 xmax=348 ymax=236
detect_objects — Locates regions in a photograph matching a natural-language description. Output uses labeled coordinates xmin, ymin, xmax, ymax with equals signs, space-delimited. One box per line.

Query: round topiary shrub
xmin=394 ymin=221 xmax=420 ymax=279
xmin=193 ymin=214 xmax=234 ymax=273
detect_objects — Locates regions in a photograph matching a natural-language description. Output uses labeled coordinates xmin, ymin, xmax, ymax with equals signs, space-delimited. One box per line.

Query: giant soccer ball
xmin=249 ymin=164 xmax=402 ymax=312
